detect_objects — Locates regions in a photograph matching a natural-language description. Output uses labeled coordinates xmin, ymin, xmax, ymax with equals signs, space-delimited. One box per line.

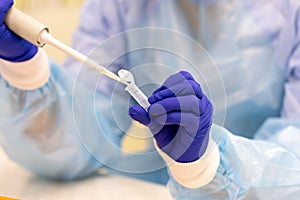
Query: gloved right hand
xmin=129 ymin=71 xmax=213 ymax=163
xmin=0 ymin=0 xmax=37 ymax=62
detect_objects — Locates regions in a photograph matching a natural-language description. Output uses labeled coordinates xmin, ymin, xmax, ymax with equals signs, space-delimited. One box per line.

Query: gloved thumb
xmin=128 ymin=105 xmax=151 ymax=126
xmin=0 ymin=0 xmax=13 ymax=24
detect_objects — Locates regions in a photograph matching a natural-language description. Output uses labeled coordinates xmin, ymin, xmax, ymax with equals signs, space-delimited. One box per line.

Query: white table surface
xmin=0 ymin=148 xmax=172 ymax=200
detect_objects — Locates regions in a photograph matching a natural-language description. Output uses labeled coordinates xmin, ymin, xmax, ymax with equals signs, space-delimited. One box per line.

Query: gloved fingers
xmin=0 ymin=23 xmax=7 ymax=36
xmin=154 ymin=112 xmax=210 ymax=139
xmin=0 ymin=26 xmax=37 ymax=61
xmin=154 ymin=112 xmax=199 ymax=128
xmin=149 ymin=95 xmax=209 ymax=116
xmin=0 ymin=24 xmax=21 ymax=44
xmin=0 ymin=0 xmax=13 ymax=12
xmin=163 ymin=71 xmax=195 ymax=87
xmin=0 ymin=0 xmax=13 ymax=24
xmin=148 ymin=80 xmax=203 ymax=103
xmin=128 ymin=105 xmax=151 ymax=126
xmin=133 ymin=112 xmax=170 ymax=140
xmin=152 ymin=125 xmax=177 ymax=149
xmin=151 ymin=71 xmax=196 ymax=94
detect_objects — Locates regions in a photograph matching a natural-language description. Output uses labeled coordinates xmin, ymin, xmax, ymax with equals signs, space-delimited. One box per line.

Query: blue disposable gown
xmin=0 ymin=0 xmax=300 ymax=199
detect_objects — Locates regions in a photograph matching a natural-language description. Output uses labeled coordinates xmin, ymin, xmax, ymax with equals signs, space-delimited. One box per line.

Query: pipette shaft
xmin=4 ymin=7 xmax=126 ymax=85
xmin=39 ymin=32 xmax=126 ymax=84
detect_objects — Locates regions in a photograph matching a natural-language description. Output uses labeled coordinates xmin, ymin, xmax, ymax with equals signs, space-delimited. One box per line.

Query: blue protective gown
xmin=1 ymin=0 xmax=300 ymax=199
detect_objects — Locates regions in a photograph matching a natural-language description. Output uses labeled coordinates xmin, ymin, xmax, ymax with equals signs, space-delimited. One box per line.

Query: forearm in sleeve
xmin=0 ymin=49 xmax=102 ymax=180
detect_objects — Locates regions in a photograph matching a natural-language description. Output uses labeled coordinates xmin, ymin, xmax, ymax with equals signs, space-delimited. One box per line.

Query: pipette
xmin=5 ymin=8 xmax=125 ymax=85
xmin=40 ymin=33 xmax=126 ymax=84
xmin=4 ymin=7 xmax=150 ymax=110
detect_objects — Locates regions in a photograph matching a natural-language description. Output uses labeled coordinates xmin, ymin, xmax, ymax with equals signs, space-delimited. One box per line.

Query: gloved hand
xmin=0 ymin=0 xmax=37 ymax=62
xmin=129 ymin=71 xmax=213 ymax=163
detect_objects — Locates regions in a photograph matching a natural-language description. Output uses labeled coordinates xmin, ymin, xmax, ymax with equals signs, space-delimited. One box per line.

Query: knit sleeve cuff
xmin=0 ymin=49 xmax=50 ymax=90
xmin=154 ymin=132 xmax=220 ymax=189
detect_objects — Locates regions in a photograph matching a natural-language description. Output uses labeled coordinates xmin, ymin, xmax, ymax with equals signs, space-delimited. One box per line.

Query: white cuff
xmin=0 ymin=49 xmax=50 ymax=90
xmin=154 ymin=133 xmax=220 ymax=189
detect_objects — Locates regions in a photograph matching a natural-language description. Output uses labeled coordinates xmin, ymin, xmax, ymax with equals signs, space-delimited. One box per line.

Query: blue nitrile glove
xmin=129 ymin=71 xmax=213 ymax=163
xmin=0 ymin=0 xmax=37 ymax=62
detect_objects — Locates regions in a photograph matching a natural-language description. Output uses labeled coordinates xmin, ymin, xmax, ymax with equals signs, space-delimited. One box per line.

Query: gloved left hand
xmin=0 ymin=0 xmax=37 ymax=62
xmin=129 ymin=71 xmax=213 ymax=163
